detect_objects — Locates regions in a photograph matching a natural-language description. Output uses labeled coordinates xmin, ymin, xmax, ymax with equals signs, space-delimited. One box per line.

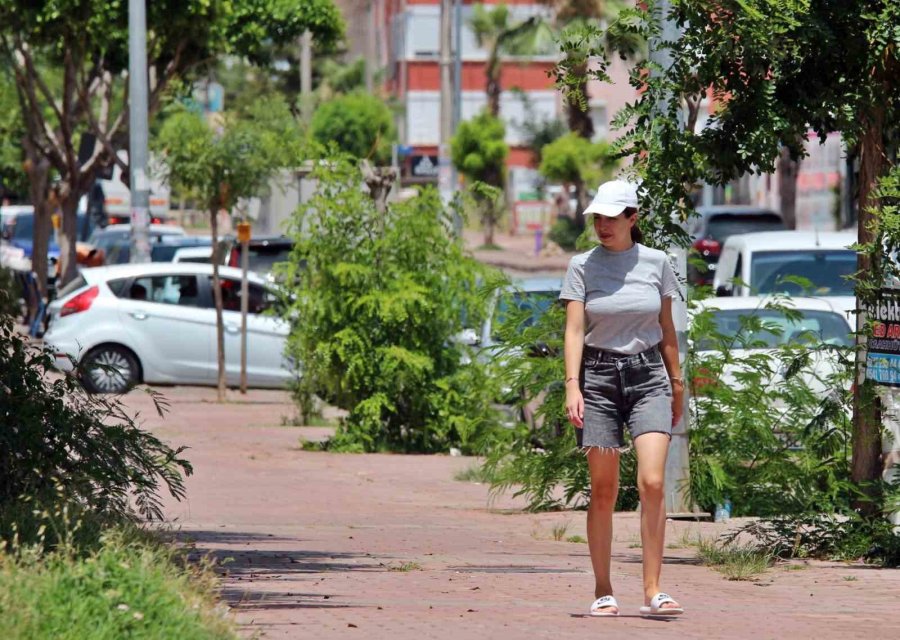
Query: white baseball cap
xmin=583 ymin=180 xmax=639 ymax=217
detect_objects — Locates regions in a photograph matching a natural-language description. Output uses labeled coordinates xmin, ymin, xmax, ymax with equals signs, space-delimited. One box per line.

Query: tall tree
xmin=155 ymin=98 xmax=302 ymax=402
xmin=538 ymin=132 xmax=616 ymax=226
xmin=469 ymin=4 xmax=550 ymax=118
xmin=557 ymin=1 xmax=900 ymax=515
xmin=451 ymin=111 xmax=509 ymax=246
xmin=544 ymin=0 xmax=640 ymax=139
xmin=0 ymin=0 xmax=343 ymax=286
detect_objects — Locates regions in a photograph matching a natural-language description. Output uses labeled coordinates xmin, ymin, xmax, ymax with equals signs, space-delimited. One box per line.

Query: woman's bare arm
xmin=564 ymin=300 xmax=586 ymax=427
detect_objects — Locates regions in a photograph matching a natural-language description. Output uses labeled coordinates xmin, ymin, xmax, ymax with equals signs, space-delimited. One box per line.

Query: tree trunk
xmin=210 ymin=205 xmax=227 ymax=403
xmin=482 ymin=200 xmax=495 ymax=247
xmin=486 ymin=50 xmax=501 ymax=118
xmin=566 ymin=61 xmax=595 ymax=140
xmin=573 ymin=179 xmax=586 ymax=233
xmin=851 ymin=113 xmax=887 ymax=515
xmin=57 ymin=193 xmax=80 ymax=287
xmin=23 ymin=144 xmax=51 ymax=301
xmin=777 ymin=146 xmax=800 ymax=230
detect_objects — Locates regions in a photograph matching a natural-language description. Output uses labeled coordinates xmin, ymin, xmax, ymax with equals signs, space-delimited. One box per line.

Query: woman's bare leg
xmin=633 ymin=432 xmax=680 ymax=609
xmin=586 ymin=447 xmax=620 ymax=610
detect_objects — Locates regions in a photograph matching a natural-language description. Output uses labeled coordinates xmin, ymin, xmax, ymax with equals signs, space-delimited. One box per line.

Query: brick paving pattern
xmin=123 ymin=387 xmax=900 ymax=639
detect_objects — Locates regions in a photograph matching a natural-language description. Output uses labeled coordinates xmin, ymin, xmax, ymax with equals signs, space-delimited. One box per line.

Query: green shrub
xmin=309 ymin=92 xmax=397 ymax=165
xmin=0 ymin=529 xmax=237 ymax=639
xmin=0 ymin=313 xmax=192 ymax=550
xmin=725 ymin=512 xmax=900 ymax=567
xmin=685 ymin=295 xmax=854 ymax=517
xmin=281 ymin=158 xmax=504 ymax=453
xmin=547 ymin=216 xmax=580 ymax=251
xmin=0 ymin=266 xmax=21 ymax=320
xmin=483 ymin=290 xmax=638 ymax=512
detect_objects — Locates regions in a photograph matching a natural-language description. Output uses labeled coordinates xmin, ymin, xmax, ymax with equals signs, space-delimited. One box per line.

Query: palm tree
xmin=542 ymin=0 xmax=641 ymax=139
xmin=469 ymin=5 xmax=552 ymax=118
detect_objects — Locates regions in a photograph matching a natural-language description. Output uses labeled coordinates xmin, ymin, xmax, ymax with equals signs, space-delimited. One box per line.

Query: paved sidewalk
xmin=462 ymin=229 xmax=573 ymax=275
xmin=128 ymin=387 xmax=900 ymax=639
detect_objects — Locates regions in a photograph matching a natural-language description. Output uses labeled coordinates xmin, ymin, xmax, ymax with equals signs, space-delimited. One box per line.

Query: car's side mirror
xmin=715 ymin=285 xmax=732 ymax=297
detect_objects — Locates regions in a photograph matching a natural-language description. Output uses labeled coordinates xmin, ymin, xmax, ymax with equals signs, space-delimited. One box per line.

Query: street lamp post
xmin=128 ymin=0 xmax=151 ymax=263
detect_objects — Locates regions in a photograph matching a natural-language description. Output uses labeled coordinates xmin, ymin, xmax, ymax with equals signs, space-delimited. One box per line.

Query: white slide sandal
xmin=639 ymin=592 xmax=684 ymax=616
xmin=589 ymin=595 xmax=619 ymax=616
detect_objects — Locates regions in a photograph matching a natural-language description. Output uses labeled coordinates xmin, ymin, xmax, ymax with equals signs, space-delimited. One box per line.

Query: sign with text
xmin=411 ymin=154 xmax=439 ymax=178
xmin=866 ymin=289 xmax=900 ymax=386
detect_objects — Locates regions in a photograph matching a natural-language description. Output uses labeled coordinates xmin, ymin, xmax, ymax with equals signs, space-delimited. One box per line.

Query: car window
xmin=179 ymin=255 xmax=210 ymax=264
xmin=214 ymin=277 xmax=275 ymax=314
xmin=706 ymin=213 xmax=784 ymax=243
xmin=699 ymin=308 xmax=852 ymax=350
xmin=752 ymin=250 xmax=856 ymax=296
xmin=12 ymin=214 xmax=34 ymax=239
xmin=231 ymin=244 xmax=291 ymax=275
xmin=123 ymin=275 xmax=201 ymax=307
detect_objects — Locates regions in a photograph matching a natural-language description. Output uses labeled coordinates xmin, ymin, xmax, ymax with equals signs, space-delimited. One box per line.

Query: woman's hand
xmin=566 ymin=384 xmax=584 ymax=428
xmin=671 ymin=380 xmax=684 ymax=427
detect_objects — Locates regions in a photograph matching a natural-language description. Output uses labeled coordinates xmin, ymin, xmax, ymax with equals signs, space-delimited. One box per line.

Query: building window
xmin=589 ymin=102 xmax=608 ymax=142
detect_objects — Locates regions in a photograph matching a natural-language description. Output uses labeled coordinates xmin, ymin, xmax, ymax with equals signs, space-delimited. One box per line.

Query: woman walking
xmin=559 ymin=179 xmax=685 ymax=617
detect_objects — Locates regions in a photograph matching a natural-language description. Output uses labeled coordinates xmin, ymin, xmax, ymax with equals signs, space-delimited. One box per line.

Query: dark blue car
xmin=2 ymin=212 xmax=95 ymax=259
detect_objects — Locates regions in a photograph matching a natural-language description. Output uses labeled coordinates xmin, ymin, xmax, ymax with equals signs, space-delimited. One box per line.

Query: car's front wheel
xmin=80 ymin=344 xmax=141 ymax=394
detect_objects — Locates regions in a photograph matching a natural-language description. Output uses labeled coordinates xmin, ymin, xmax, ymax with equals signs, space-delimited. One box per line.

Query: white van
xmin=712 ymin=230 xmax=857 ymax=315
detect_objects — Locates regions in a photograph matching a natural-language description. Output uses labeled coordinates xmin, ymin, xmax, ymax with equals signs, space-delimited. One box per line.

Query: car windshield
xmin=246 ymin=246 xmax=291 ymax=275
xmin=706 ymin=213 xmax=784 ymax=243
xmin=699 ymin=308 xmax=852 ymax=350
xmin=12 ymin=214 xmax=34 ymax=239
xmin=751 ymin=250 xmax=856 ymax=296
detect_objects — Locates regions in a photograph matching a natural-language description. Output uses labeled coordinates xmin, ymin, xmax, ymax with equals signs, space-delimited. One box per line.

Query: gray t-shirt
xmin=559 ymin=243 xmax=681 ymax=354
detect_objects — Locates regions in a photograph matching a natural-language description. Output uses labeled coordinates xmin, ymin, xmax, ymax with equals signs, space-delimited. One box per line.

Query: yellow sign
xmin=236 ymin=221 xmax=252 ymax=244
xmin=51 ymin=213 xmax=61 ymax=230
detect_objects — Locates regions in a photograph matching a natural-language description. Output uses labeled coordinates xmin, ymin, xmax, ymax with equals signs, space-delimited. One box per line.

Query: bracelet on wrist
xmin=565 ymin=377 xmax=579 ymax=385
xmin=670 ymin=376 xmax=684 ymax=385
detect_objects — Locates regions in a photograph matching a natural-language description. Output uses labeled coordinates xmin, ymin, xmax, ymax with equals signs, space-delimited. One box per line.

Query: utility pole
xmin=128 ymin=0 xmax=151 ymax=263
xmin=365 ymin=1 xmax=376 ymax=93
xmin=451 ymin=0 xmax=464 ymax=236
xmin=438 ymin=0 xmax=454 ymax=205
xmin=651 ymin=0 xmax=694 ymax=516
xmin=299 ymin=31 xmax=313 ymax=122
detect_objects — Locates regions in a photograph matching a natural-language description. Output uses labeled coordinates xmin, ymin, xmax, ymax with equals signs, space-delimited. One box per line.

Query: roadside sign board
xmin=866 ymin=288 xmax=900 ymax=386
xmin=511 ymin=200 xmax=551 ymax=235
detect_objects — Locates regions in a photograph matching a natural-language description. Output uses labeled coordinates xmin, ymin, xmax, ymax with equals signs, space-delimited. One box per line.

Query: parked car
xmin=171 ymin=246 xmax=214 ymax=264
xmin=43 ymin=262 xmax=291 ymax=393
xmin=0 ymin=204 xmax=34 ymax=236
xmin=686 ymin=205 xmax=785 ymax=286
xmin=712 ymin=230 xmax=857 ymax=315
xmin=2 ymin=210 xmax=96 ymax=258
xmin=87 ymin=224 xmax=187 ymax=265
xmin=147 ymin=236 xmax=214 ymax=263
xmin=691 ymin=296 xmax=853 ymax=397
xmin=225 ymin=235 xmax=294 ymax=279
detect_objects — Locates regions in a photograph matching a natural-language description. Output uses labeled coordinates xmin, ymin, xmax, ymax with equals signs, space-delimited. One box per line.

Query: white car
xmin=171 ymin=246 xmax=213 ymax=264
xmin=43 ymin=263 xmax=292 ymax=393
xmin=691 ymin=296 xmax=853 ymax=397
xmin=712 ymin=230 xmax=857 ymax=316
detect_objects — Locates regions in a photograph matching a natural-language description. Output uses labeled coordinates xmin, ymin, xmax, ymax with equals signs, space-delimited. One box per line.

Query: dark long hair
xmin=625 ymin=207 xmax=643 ymax=244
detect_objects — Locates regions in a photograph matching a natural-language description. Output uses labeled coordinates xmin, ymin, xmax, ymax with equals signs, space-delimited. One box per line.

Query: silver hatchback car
xmin=44 ymin=263 xmax=292 ymax=393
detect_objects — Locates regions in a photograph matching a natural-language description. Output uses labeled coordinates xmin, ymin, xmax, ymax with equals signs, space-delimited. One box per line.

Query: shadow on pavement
xmin=178 ymin=529 xmax=381 ymax=611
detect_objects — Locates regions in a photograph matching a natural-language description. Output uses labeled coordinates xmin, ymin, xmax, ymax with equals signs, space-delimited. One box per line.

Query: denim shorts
xmin=576 ymin=344 xmax=673 ymax=449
